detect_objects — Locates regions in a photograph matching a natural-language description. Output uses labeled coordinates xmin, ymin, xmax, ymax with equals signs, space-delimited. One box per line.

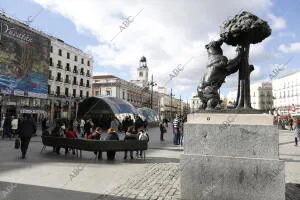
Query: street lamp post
xmin=148 ymin=74 xmax=157 ymax=109
xmin=170 ymin=88 xmax=175 ymax=120
xmin=179 ymin=95 xmax=182 ymax=116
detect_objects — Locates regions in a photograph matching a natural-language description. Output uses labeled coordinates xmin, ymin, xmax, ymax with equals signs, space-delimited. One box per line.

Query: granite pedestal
xmin=181 ymin=113 xmax=285 ymax=200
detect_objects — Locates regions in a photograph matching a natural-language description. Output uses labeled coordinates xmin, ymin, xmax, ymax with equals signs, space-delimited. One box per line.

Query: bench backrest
xmin=41 ymin=136 xmax=148 ymax=151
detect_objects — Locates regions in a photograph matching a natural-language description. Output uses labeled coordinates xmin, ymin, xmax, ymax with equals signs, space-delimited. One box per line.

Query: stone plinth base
xmin=181 ymin=113 xmax=285 ymax=200
xmin=181 ymin=155 xmax=285 ymax=200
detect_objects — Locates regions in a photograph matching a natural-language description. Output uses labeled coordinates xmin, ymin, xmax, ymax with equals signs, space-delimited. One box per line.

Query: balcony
xmin=65 ymin=67 xmax=71 ymax=72
xmin=86 ymin=73 xmax=90 ymax=77
xmin=50 ymin=91 xmax=55 ymax=95
xmin=56 ymin=92 xmax=60 ymax=96
xmin=73 ymin=81 xmax=78 ymax=85
xmin=49 ymin=75 xmax=54 ymax=80
xmin=73 ymin=69 xmax=78 ymax=74
xmin=65 ymin=79 xmax=71 ymax=84
xmin=79 ymin=82 xmax=84 ymax=87
xmin=86 ymin=84 xmax=90 ymax=88
xmin=56 ymin=77 xmax=63 ymax=82
xmin=80 ymin=71 xmax=85 ymax=76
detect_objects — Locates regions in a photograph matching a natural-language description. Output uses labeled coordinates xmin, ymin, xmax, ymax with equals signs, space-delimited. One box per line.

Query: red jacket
xmin=66 ymin=131 xmax=77 ymax=139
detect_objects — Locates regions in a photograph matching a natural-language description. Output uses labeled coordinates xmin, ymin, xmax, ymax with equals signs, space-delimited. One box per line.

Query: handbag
xmin=15 ymin=137 xmax=20 ymax=149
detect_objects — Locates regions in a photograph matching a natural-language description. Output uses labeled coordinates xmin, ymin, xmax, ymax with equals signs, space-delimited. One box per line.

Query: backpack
xmin=139 ymin=132 xmax=149 ymax=141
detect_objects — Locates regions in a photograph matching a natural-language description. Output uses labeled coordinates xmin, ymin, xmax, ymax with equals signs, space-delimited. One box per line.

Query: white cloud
xmin=267 ymin=13 xmax=287 ymax=30
xmin=33 ymin=0 xmax=274 ymax=97
xmin=278 ymin=43 xmax=300 ymax=53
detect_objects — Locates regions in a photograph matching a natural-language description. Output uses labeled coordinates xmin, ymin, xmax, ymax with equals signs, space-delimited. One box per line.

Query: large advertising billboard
xmin=0 ymin=16 xmax=50 ymax=98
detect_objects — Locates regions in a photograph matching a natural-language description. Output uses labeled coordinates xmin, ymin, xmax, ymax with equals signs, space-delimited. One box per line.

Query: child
xmin=138 ymin=130 xmax=149 ymax=158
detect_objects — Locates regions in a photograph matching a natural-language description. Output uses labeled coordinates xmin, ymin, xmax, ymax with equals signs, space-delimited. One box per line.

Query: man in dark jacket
xmin=18 ymin=115 xmax=36 ymax=159
xmin=3 ymin=116 xmax=12 ymax=139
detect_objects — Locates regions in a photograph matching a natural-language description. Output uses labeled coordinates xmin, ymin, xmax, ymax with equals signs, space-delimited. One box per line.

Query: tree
xmin=220 ymin=11 xmax=271 ymax=109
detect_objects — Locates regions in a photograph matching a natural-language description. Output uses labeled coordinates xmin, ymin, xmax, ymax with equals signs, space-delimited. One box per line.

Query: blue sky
xmin=1 ymin=0 xmax=300 ymax=101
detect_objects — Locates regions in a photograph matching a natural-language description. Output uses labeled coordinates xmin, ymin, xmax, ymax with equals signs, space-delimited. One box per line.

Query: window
xmin=87 ymin=60 xmax=90 ymax=66
xmin=73 ymin=89 xmax=76 ymax=97
xmin=80 ymin=90 xmax=83 ymax=97
xmin=65 ymin=88 xmax=69 ymax=96
xmin=58 ymin=49 xmax=62 ymax=56
xmin=86 ymin=91 xmax=89 ymax=98
xmin=65 ymin=75 xmax=69 ymax=83
xmin=66 ymin=63 xmax=70 ymax=71
xmin=48 ymin=85 xmax=51 ymax=94
xmin=67 ymin=52 xmax=70 ymax=59
xmin=106 ymin=90 xmax=111 ymax=96
xmin=80 ymin=68 xmax=84 ymax=75
xmin=56 ymin=86 xmax=60 ymax=96
xmin=95 ymin=91 xmax=100 ymax=96
xmin=81 ymin=58 xmax=84 ymax=64
xmin=73 ymin=65 xmax=78 ymax=73
xmin=86 ymin=80 xmax=90 ymax=87
xmin=80 ymin=78 xmax=83 ymax=86
xmin=73 ymin=77 xmax=77 ymax=85
xmin=123 ymin=91 xmax=125 ymax=99
xmin=56 ymin=72 xmax=62 ymax=82
xmin=139 ymin=72 xmax=143 ymax=77
xmin=86 ymin=70 xmax=90 ymax=77
xmin=57 ymin=60 xmax=62 ymax=67
xmin=50 ymin=46 xmax=53 ymax=53
xmin=74 ymin=55 xmax=77 ymax=61
xmin=49 ymin=58 xmax=53 ymax=66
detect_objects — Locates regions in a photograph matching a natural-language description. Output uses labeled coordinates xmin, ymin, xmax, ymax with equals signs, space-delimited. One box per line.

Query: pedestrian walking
xmin=42 ymin=117 xmax=47 ymax=132
xmin=84 ymin=119 xmax=94 ymax=138
xmin=293 ymin=119 xmax=300 ymax=146
xmin=138 ymin=130 xmax=149 ymax=158
xmin=172 ymin=116 xmax=180 ymax=145
xmin=159 ymin=121 xmax=166 ymax=141
xmin=163 ymin=118 xmax=169 ymax=127
xmin=179 ymin=119 xmax=184 ymax=146
xmin=18 ymin=115 xmax=36 ymax=159
xmin=80 ymin=118 xmax=85 ymax=137
xmin=288 ymin=115 xmax=294 ymax=131
xmin=3 ymin=116 xmax=12 ymax=139
xmin=11 ymin=116 xmax=19 ymax=138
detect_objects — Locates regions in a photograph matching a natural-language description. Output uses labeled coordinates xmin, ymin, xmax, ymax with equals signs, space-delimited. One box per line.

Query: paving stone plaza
xmin=0 ymin=126 xmax=300 ymax=200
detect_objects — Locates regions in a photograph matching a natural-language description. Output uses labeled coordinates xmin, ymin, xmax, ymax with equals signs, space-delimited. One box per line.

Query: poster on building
xmin=0 ymin=16 xmax=50 ymax=98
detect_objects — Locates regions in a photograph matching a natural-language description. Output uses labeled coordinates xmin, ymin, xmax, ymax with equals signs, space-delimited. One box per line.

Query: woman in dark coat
xmin=106 ymin=128 xmax=119 ymax=160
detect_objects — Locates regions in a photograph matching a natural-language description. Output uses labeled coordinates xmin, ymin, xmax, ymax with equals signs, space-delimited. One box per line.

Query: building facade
xmin=0 ymin=13 xmax=93 ymax=122
xmin=92 ymin=75 xmax=160 ymax=114
xmin=272 ymin=71 xmax=300 ymax=114
xmin=47 ymin=37 xmax=93 ymax=121
xmin=227 ymin=82 xmax=273 ymax=110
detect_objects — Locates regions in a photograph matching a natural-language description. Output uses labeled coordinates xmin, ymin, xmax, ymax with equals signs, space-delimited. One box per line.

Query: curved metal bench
xmin=41 ymin=136 xmax=148 ymax=160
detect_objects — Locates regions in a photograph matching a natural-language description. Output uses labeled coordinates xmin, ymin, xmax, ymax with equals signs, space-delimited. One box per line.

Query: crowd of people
xmin=41 ymin=115 xmax=149 ymax=160
xmin=1 ymin=115 xmax=37 ymax=139
xmin=1 ymin=112 xmax=188 ymax=160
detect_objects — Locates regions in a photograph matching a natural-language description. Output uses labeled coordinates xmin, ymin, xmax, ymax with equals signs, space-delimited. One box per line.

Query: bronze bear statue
xmin=197 ymin=39 xmax=244 ymax=110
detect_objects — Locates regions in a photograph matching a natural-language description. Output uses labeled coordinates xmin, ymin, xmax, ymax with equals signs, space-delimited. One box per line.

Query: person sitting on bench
xmin=105 ymin=128 xmax=119 ymax=160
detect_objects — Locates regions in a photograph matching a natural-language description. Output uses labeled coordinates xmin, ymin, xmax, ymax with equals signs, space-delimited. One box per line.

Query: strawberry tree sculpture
xmin=220 ymin=11 xmax=271 ymax=110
